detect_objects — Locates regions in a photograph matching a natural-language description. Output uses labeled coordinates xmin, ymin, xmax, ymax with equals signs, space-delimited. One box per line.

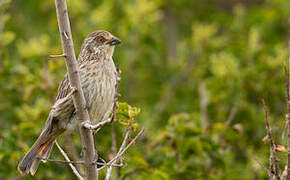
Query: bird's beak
xmin=107 ymin=36 xmax=121 ymax=46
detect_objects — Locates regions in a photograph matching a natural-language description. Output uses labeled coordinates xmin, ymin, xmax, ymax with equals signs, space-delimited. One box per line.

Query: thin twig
xmin=55 ymin=141 xmax=84 ymax=180
xmin=262 ymin=100 xmax=280 ymax=179
xmin=41 ymin=157 xmax=124 ymax=167
xmin=105 ymin=128 xmax=132 ymax=180
xmin=111 ymin=123 xmax=120 ymax=179
xmin=64 ymin=134 xmax=83 ymax=176
xmin=226 ymin=106 xmax=238 ymax=126
xmin=99 ymin=128 xmax=144 ymax=171
xmin=198 ymin=81 xmax=208 ymax=134
xmin=219 ymin=106 xmax=238 ymax=147
xmin=252 ymin=156 xmax=273 ymax=177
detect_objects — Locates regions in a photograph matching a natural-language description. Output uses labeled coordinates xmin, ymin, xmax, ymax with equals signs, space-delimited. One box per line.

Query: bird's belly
xmin=85 ymin=71 xmax=116 ymax=124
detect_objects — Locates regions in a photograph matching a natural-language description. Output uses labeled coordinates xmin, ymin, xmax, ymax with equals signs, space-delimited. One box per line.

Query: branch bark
xmin=54 ymin=0 xmax=97 ymax=179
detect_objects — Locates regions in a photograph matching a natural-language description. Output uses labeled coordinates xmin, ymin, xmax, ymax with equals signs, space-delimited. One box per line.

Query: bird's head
xmin=79 ymin=30 xmax=121 ymax=60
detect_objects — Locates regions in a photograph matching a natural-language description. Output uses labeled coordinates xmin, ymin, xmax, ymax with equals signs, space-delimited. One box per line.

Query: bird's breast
xmin=80 ymin=59 xmax=117 ymax=124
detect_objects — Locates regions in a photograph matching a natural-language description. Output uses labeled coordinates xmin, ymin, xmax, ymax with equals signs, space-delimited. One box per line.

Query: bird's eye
xmin=96 ymin=36 xmax=105 ymax=44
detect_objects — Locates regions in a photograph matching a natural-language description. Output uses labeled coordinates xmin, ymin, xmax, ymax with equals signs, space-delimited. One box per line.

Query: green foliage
xmin=0 ymin=0 xmax=290 ymax=179
xmin=117 ymin=102 xmax=141 ymax=130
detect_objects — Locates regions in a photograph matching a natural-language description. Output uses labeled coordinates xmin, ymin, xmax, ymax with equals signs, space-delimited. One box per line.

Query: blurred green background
xmin=1 ymin=0 xmax=290 ymax=179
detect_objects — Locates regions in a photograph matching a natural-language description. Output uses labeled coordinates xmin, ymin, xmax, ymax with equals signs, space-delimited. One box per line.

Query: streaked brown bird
xmin=18 ymin=30 xmax=121 ymax=175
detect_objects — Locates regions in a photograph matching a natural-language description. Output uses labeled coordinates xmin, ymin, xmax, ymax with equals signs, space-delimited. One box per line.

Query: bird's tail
xmin=18 ymin=132 xmax=56 ymax=176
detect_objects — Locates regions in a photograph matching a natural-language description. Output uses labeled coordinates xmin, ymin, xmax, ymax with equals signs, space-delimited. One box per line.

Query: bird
xmin=18 ymin=30 xmax=121 ymax=176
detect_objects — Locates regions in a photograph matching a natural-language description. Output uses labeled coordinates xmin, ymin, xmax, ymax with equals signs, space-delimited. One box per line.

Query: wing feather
xmin=55 ymin=74 xmax=71 ymax=100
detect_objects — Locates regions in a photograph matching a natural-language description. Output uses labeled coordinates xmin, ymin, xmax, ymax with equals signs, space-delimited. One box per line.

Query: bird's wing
xmin=55 ymin=74 xmax=72 ymax=100
xmin=47 ymin=74 xmax=75 ymax=123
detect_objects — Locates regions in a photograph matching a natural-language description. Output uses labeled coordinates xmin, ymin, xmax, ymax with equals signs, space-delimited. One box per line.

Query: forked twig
xmin=55 ymin=141 xmax=84 ymax=180
xmin=99 ymin=128 xmax=144 ymax=171
xmin=252 ymin=156 xmax=273 ymax=177
xmin=105 ymin=127 xmax=132 ymax=180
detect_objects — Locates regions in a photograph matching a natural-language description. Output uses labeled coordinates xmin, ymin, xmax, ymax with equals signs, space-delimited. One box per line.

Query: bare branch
xmin=64 ymin=134 xmax=83 ymax=176
xmin=252 ymin=156 xmax=273 ymax=178
xmin=55 ymin=141 xmax=84 ymax=180
xmin=99 ymin=128 xmax=144 ymax=171
xmin=111 ymin=123 xmax=120 ymax=179
xmin=54 ymin=0 xmax=97 ymax=179
xmin=219 ymin=106 xmax=238 ymax=147
xmin=262 ymin=100 xmax=280 ymax=180
xmin=105 ymin=128 xmax=132 ymax=180
xmin=41 ymin=157 xmax=124 ymax=167
xmin=226 ymin=106 xmax=238 ymax=126
xmin=198 ymin=81 xmax=209 ymax=133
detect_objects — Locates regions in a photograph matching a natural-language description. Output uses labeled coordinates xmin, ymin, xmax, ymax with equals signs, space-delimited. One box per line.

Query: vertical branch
xmin=198 ymin=81 xmax=209 ymax=133
xmin=262 ymin=100 xmax=280 ymax=180
xmin=54 ymin=0 xmax=97 ymax=179
xmin=111 ymin=124 xmax=120 ymax=179
xmin=163 ymin=7 xmax=178 ymax=64
xmin=286 ymin=18 xmax=290 ymax=180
